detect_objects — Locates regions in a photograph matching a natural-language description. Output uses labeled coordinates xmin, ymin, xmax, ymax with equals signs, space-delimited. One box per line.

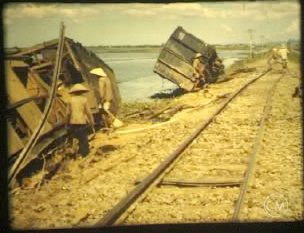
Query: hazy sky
xmin=3 ymin=1 xmax=300 ymax=47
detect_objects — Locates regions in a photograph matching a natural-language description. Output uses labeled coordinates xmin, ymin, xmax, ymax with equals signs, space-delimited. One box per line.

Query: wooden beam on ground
xmin=146 ymin=105 xmax=172 ymax=120
xmin=158 ymin=179 xmax=242 ymax=187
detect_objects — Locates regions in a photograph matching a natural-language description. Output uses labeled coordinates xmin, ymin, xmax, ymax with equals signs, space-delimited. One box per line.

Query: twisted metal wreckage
xmin=6 ymin=25 xmax=225 ymax=184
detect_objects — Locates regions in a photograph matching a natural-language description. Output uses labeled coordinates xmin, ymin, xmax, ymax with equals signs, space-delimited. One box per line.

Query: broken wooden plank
xmin=6 ymin=94 xmax=49 ymax=110
xmin=5 ymin=60 xmax=53 ymax=134
xmin=65 ymin=40 xmax=81 ymax=71
xmin=160 ymin=104 xmax=184 ymax=117
xmin=28 ymin=72 xmax=51 ymax=91
xmin=124 ymin=110 xmax=141 ymax=118
xmin=146 ymin=105 xmax=172 ymax=120
xmin=7 ymin=122 xmax=25 ymax=156
xmin=25 ymin=72 xmax=49 ymax=97
xmin=12 ymin=39 xmax=59 ymax=57
xmin=30 ymin=61 xmax=53 ymax=71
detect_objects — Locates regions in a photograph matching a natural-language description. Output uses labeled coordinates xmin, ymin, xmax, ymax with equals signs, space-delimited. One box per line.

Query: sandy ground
xmin=9 ymin=58 xmax=302 ymax=229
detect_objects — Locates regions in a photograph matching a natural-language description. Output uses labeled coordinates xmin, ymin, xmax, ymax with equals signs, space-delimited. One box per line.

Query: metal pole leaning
xmin=8 ymin=22 xmax=66 ymax=186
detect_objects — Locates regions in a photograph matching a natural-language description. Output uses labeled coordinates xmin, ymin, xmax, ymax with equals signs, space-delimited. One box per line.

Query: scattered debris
xmin=124 ymin=103 xmax=191 ymax=122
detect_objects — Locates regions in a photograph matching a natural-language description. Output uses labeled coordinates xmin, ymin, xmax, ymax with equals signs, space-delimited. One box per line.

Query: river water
xmin=97 ymin=50 xmax=248 ymax=102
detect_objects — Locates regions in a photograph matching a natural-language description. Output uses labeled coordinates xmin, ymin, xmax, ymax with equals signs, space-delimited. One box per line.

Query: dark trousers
xmin=67 ymin=124 xmax=89 ymax=156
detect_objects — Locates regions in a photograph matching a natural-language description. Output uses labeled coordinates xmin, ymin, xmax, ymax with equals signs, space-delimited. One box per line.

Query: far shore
xmin=85 ymin=45 xmax=285 ymax=54
xmin=6 ymin=43 xmax=297 ymax=55
xmin=86 ymin=45 xmax=254 ymax=54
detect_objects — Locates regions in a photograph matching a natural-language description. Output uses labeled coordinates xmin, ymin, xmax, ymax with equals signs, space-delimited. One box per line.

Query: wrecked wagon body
xmin=154 ymin=26 xmax=224 ymax=91
xmin=5 ymin=37 xmax=121 ymax=172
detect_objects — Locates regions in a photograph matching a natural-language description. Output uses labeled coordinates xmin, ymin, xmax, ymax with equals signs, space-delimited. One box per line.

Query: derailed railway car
xmin=5 ymin=37 xmax=121 ymax=175
xmin=154 ymin=26 xmax=224 ymax=92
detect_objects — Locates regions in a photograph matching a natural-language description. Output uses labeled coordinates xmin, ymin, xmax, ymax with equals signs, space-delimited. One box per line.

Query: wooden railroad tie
xmin=135 ymin=179 xmax=243 ymax=187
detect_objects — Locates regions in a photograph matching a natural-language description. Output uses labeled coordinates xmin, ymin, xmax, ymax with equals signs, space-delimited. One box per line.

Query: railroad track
xmin=94 ymin=69 xmax=287 ymax=226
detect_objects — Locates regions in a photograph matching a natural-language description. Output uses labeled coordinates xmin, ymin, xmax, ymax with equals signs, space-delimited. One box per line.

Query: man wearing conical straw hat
xmin=66 ymin=83 xmax=94 ymax=156
xmin=90 ymin=67 xmax=123 ymax=129
xmin=192 ymin=53 xmax=207 ymax=90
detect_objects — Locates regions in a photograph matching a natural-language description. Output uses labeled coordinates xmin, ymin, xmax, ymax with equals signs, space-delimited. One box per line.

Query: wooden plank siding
xmin=7 ymin=122 xmax=24 ymax=156
xmin=5 ymin=60 xmax=53 ymax=134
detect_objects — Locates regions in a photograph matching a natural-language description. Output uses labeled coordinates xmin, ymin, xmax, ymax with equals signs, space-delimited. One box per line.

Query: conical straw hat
xmin=90 ymin=68 xmax=107 ymax=77
xmin=69 ymin=83 xmax=89 ymax=93
xmin=195 ymin=53 xmax=202 ymax=58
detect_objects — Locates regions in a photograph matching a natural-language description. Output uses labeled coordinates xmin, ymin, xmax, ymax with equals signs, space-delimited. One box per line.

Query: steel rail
xmin=232 ymin=72 xmax=285 ymax=221
xmin=8 ymin=23 xmax=66 ymax=185
xmin=95 ymin=69 xmax=270 ymax=226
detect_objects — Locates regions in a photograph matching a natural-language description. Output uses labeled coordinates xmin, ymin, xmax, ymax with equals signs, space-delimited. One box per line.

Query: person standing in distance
xmin=278 ymin=43 xmax=290 ymax=70
xmin=267 ymin=47 xmax=280 ymax=70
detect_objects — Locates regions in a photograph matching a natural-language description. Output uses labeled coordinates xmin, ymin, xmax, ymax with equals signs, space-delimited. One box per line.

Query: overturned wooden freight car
xmin=5 ymin=38 xmax=121 ymax=174
xmin=154 ymin=26 xmax=224 ymax=92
